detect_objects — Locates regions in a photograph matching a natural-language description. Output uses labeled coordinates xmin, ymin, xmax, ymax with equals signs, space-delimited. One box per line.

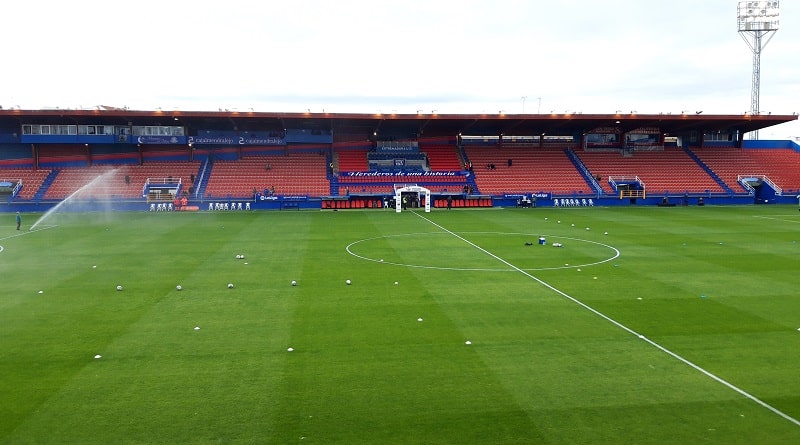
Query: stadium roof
xmin=0 ymin=109 xmax=796 ymax=140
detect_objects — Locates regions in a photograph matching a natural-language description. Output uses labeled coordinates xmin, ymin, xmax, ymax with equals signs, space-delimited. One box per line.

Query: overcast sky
xmin=1 ymin=0 xmax=798 ymax=138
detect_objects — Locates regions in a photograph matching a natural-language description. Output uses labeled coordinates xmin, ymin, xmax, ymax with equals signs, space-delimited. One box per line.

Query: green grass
xmin=1 ymin=205 xmax=800 ymax=444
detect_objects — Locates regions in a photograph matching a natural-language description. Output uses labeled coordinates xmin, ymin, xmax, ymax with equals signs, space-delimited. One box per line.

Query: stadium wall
xmin=5 ymin=190 xmax=797 ymax=215
xmin=743 ymin=140 xmax=800 ymax=150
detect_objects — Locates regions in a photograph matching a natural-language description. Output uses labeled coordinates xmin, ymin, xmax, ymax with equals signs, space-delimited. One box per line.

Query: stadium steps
xmin=195 ymin=157 xmax=212 ymax=198
xmin=565 ymin=148 xmax=604 ymax=195
xmin=682 ymin=146 xmax=736 ymax=194
xmin=33 ymin=170 xmax=59 ymax=201
xmin=689 ymin=147 xmax=764 ymax=194
xmin=576 ymin=148 xmax=725 ymax=195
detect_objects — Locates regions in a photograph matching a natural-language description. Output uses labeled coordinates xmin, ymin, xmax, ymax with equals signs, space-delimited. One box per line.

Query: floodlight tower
xmin=737 ymin=1 xmax=780 ymax=139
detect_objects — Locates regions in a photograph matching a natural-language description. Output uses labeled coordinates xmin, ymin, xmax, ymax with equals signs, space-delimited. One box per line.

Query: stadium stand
xmin=335 ymin=149 xmax=369 ymax=172
xmin=576 ymin=147 xmax=725 ymax=195
xmin=0 ymin=168 xmax=52 ymax=200
xmin=743 ymin=149 xmax=800 ymax=194
xmin=204 ymin=154 xmax=329 ymax=198
xmin=336 ymin=177 xmax=467 ymax=196
xmin=688 ymin=147 xmax=765 ymax=193
xmin=466 ymin=146 xmax=593 ymax=195
xmin=688 ymin=147 xmax=800 ymax=194
xmin=1 ymin=110 xmax=797 ymax=209
xmin=421 ymin=144 xmax=463 ymax=171
xmin=42 ymin=162 xmax=200 ymax=200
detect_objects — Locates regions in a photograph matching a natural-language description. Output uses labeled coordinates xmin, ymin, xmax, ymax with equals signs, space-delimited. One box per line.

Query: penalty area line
xmin=412 ymin=210 xmax=800 ymax=428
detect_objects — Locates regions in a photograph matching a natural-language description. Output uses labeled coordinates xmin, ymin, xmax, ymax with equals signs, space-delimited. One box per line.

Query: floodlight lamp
xmin=737 ymin=1 xmax=780 ymax=32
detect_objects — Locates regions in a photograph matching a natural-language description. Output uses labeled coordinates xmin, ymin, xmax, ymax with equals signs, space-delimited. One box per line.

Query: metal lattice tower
xmin=737 ymin=1 xmax=780 ymax=140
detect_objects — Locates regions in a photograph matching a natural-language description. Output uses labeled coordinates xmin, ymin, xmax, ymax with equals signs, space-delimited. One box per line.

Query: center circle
xmin=346 ymin=232 xmax=620 ymax=271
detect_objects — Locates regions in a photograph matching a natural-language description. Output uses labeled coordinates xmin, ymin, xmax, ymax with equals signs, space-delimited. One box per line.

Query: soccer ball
xmin=116 ymin=285 xmax=123 ymax=291
xmin=235 ymin=254 xmax=242 ymax=259
xmin=345 ymin=279 xmax=351 ymax=285
xmin=227 ymin=283 xmax=234 ymax=289
xmin=291 ymin=280 xmax=297 ymax=286
xmin=176 ymin=285 xmax=182 ymax=291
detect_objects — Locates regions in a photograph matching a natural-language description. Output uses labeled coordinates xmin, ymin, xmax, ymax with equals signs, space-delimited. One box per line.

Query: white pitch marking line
xmin=413 ymin=211 xmax=800 ymax=428
xmin=753 ymin=215 xmax=800 ymax=224
xmin=345 ymin=231 xmax=619 ymax=272
xmin=0 ymin=225 xmax=57 ymax=243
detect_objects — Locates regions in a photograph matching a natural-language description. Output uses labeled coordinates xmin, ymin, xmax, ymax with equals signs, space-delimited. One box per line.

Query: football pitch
xmin=1 ymin=205 xmax=800 ymax=444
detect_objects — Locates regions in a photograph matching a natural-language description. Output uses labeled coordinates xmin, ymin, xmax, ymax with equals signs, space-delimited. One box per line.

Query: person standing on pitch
xmin=15 ymin=211 xmax=21 ymax=230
